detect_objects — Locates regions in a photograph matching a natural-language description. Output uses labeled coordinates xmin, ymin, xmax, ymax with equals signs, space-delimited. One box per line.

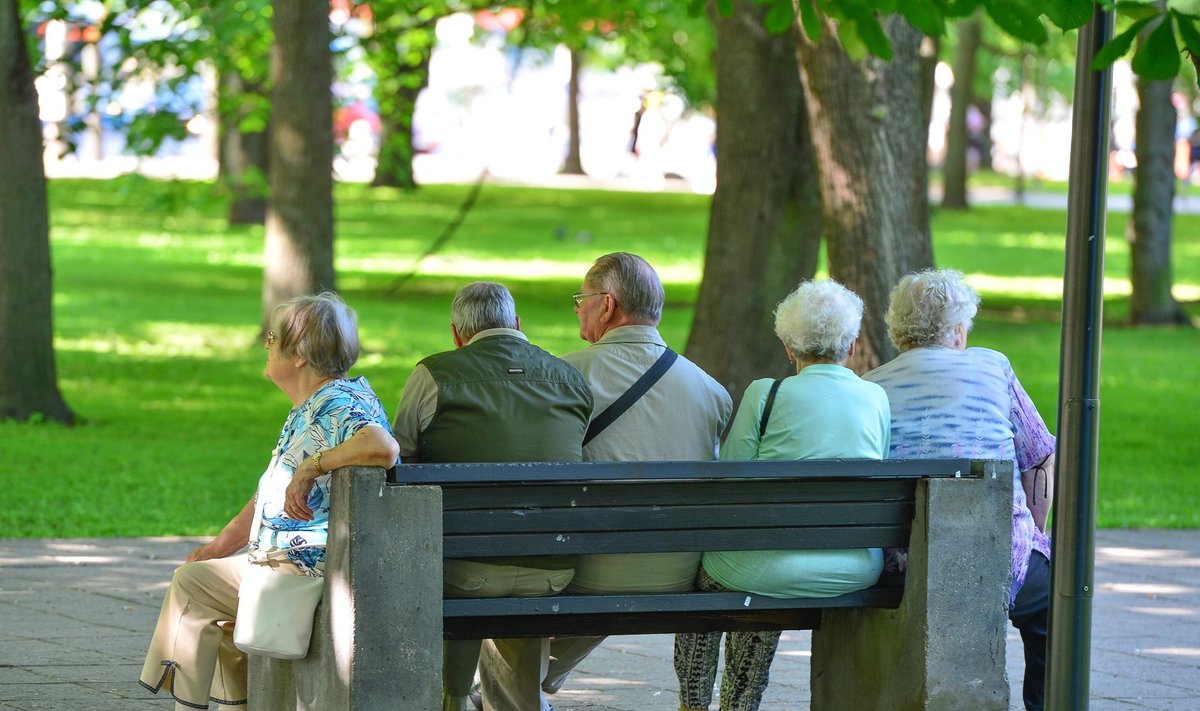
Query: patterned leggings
xmin=673 ymin=568 xmax=782 ymax=711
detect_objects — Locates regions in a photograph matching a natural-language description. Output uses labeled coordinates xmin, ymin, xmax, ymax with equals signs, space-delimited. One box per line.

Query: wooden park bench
xmin=249 ymin=458 xmax=1014 ymax=710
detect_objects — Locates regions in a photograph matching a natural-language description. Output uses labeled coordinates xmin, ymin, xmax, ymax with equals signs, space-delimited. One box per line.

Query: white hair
xmin=773 ymin=280 xmax=863 ymax=362
xmin=885 ymin=269 xmax=980 ymax=350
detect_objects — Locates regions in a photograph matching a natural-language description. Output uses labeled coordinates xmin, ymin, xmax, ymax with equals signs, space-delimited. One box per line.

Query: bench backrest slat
xmin=444 ymin=500 xmax=913 ymax=535
xmin=389 ymin=458 xmax=973 ymax=485
xmin=438 ymin=478 xmax=916 ymax=510
xmin=444 ymin=525 xmax=912 ymax=557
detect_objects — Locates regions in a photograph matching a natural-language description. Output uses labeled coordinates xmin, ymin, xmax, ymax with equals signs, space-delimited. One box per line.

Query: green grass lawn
xmin=2 ymin=176 xmax=1197 ymax=537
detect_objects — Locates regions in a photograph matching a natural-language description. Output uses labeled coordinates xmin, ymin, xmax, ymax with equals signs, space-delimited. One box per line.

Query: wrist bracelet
xmin=312 ymin=451 xmax=327 ymax=476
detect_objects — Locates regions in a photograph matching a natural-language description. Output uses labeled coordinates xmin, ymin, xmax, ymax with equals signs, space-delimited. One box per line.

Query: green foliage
xmin=3 ymin=178 xmax=1197 ymax=535
xmin=1133 ymin=15 xmax=1182 ymax=79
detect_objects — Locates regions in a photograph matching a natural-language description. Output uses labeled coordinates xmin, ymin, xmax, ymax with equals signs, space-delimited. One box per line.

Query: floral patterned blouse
xmin=250 ymin=376 xmax=394 ymax=576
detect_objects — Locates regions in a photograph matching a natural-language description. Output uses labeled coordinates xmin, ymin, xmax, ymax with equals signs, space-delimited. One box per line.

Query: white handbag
xmin=234 ymin=560 xmax=324 ymax=659
xmin=233 ymin=481 xmax=326 ymax=659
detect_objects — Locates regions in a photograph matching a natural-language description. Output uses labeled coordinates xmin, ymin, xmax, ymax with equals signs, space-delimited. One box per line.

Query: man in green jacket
xmin=392 ymin=281 xmax=593 ymax=711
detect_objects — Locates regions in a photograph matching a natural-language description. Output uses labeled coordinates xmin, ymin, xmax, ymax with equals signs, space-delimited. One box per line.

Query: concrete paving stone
xmin=2 ymin=587 xmax=161 ymax=632
xmin=0 ymin=669 xmax=46 ymax=686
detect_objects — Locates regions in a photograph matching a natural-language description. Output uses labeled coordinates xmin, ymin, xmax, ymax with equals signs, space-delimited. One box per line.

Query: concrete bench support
xmin=250 ymin=468 xmax=443 ymax=711
xmin=811 ymin=460 xmax=1013 ymax=710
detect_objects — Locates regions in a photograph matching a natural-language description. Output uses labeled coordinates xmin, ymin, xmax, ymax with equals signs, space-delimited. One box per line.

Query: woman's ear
xmin=952 ymin=323 xmax=969 ymax=350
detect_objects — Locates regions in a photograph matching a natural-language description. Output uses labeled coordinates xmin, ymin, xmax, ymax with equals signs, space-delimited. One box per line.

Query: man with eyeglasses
xmin=519 ymin=251 xmax=732 ymax=710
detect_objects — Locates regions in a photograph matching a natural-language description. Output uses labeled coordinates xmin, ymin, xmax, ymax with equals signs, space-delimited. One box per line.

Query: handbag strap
xmin=758 ymin=378 xmax=784 ymax=439
xmin=583 ymin=348 xmax=678 ymax=447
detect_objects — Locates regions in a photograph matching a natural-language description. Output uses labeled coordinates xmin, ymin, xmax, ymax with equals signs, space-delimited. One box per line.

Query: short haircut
xmin=585 ymin=252 xmax=664 ymax=324
xmin=885 ymin=269 xmax=980 ymax=350
xmin=773 ymin=280 xmax=864 ymax=362
xmin=271 ymin=291 xmax=360 ymax=378
xmin=451 ymin=282 xmax=518 ymax=341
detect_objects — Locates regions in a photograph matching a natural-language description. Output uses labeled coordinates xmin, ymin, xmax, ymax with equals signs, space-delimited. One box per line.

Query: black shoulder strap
xmin=758 ymin=378 xmax=784 ymax=439
xmin=583 ymin=348 xmax=678 ymax=447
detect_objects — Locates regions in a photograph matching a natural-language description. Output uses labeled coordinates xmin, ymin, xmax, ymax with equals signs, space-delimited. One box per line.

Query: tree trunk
xmin=685 ymin=0 xmax=822 ymax=409
xmin=561 ymin=47 xmax=585 ymax=175
xmin=0 ymin=0 xmax=74 ymax=423
xmin=263 ymin=0 xmax=335 ymax=328
xmin=973 ymin=95 xmax=994 ymax=171
xmin=943 ymin=16 xmax=981 ymax=210
xmin=218 ymin=70 xmax=269 ymax=225
xmin=796 ymin=15 xmax=934 ymax=372
xmin=1130 ymin=75 xmax=1190 ymax=325
xmin=371 ymin=28 xmax=432 ymax=190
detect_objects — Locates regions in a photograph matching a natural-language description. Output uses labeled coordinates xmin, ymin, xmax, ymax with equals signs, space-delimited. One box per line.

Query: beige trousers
xmin=139 ymin=555 xmax=250 ymax=710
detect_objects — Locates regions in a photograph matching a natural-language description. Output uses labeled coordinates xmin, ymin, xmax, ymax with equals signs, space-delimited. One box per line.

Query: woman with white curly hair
xmin=864 ymin=269 xmax=1055 ymax=711
xmin=673 ymin=279 xmax=891 ymax=711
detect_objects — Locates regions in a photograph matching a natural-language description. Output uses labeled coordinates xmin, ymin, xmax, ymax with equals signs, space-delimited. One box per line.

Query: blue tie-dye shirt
xmin=865 ymin=346 xmax=1055 ymax=603
xmin=250 ymin=376 xmax=394 ymax=576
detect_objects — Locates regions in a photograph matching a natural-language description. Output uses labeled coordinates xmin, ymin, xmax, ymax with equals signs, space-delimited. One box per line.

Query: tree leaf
xmin=852 ymin=12 xmax=894 ymax=60
xmin=1116 ymin=1 xmax=1167 ymax=21
xmin=983 ymin=0 xmax=1049 ymax=44
xmin=1175 ymin=12 xmax=1200 ymax=56
xmin=1045 ymin=0 xmax=1096 ymax=29
xmin=687 ymin=0 xmax=708 ymax=17
xmin=1091 ymin=17 xmax=1153 ymax=69
xmin=716 ymin=0 xmax=735 ymax=17
xmin=900 ymin=0 xmax=946 ymax=36
xmin=764 ymin=0 xmax=796 ymax=34
xmin=945 ymin=0 xmax=983 ymax=18
xmin=797 ymin=0 xmax=823 ymax=41
xmin=1168 ymin=0 xmax=1200 ymax=19
xmin=836 ymin=19 xmax=870 ymax=60
xmin=1131 ymin=16 xmax=1182 ymax=79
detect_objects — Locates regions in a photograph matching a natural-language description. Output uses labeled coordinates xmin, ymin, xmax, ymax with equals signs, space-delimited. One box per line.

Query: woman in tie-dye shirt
xmin=865 ymin=270 xmax=1055 ymax=711
xmin=140 ymin=292 xmax=399 ymax=710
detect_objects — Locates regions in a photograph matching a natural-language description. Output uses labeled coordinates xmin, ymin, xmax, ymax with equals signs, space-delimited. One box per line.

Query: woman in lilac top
xmin=864 ymin=269 xmax=1055 ymax=711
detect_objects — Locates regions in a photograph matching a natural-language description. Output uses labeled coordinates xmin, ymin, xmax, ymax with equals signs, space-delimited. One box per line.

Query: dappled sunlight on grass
xmin=339 ymin=253 xmax=702 ymax=284
xmin=58 ymin=323 xmax=258 ymax=359
xmin=967 ymin=273 xmax=1200 ymax=301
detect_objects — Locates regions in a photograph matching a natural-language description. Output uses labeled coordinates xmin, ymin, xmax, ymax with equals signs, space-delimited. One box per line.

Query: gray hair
xmin=773 ymin=280 xmax=864 ymax=362
xmin=271 ymin=291 xmax=360 ymax=378
xmin=585 ymin=252 xmax=664 ymax=324
xmin=885 ymin=269 xmax=980 ymax=350
xmin=451 ymin=282 xmax=518 ymax=341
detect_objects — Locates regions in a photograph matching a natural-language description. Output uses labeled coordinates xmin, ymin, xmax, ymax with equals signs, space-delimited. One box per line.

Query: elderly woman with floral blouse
xmin=139 ymin=292 xmax=399 ymax=710
xmin=864 ymin=269 xmax=1055 ymax=711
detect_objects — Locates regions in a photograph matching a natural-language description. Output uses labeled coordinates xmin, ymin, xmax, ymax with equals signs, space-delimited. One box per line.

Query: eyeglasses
xmin=572 ymin=292 xmax=608 ymax=308
xmin=266 ymin=330 xmax=277 ymax=347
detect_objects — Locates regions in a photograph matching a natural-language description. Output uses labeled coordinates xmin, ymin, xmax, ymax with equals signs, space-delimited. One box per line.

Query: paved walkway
xmin=1 ymin=530 xmax=1197 ymax=710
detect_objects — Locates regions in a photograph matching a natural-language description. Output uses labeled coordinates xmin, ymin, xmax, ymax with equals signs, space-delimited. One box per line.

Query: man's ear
xmin=451 ymin=323 xmax=465 ymax=348
xmin=514 ymin=315 xmax=522 ymax=332
xmin=600 ymin=293 xmax=616 ymax=323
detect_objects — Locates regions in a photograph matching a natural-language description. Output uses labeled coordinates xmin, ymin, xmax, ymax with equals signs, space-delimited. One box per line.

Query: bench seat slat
xmin=443 ymin=525 xmax=911 ymax=557
xmin=444 ymin=501 xmax=913 ymax=534
xmin=440 ymin=479 xmax=916 ymax=511
xmin=442 ymin=588 xmax=902 ymax=639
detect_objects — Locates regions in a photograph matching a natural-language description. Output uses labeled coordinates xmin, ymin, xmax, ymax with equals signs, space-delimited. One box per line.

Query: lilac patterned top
xmin=865 ymin=347 xmax=1055 ymax=603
